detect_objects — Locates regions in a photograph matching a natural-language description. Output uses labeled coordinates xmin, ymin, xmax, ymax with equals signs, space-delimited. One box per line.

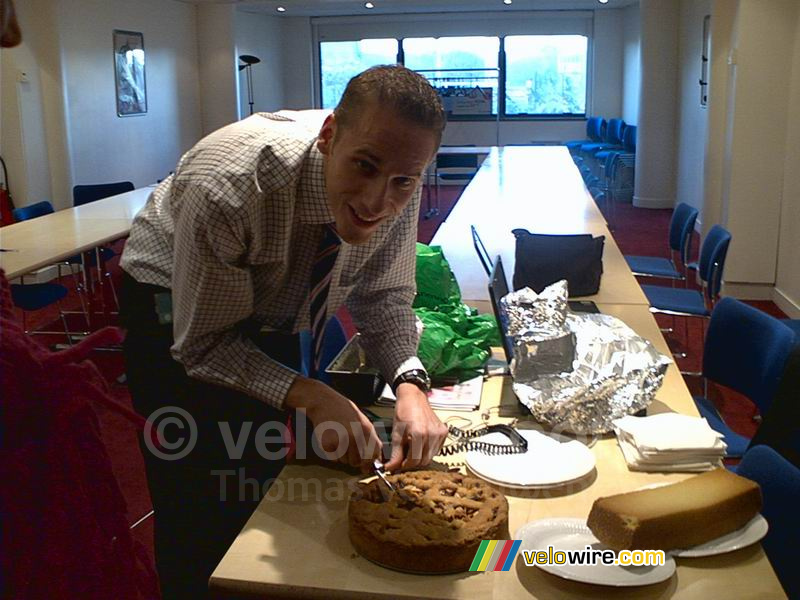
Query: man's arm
xmin=170 ymin=180 xmax=382 ymax=469
xmin=170 ymin=179 xmax=299 ymax=409
xmin=346 ymin=191 xmax=448 ymax=470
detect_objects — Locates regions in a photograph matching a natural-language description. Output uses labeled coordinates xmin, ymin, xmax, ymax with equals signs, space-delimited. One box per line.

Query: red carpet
xmin=7 ymin=185 xmax=787 ymax=596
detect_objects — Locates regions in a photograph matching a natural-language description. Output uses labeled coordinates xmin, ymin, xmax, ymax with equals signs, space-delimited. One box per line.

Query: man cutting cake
xmin=120 ymin=65 xmax=449 ymax=598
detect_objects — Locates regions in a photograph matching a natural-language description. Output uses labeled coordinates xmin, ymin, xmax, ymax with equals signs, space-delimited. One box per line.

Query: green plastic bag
xmin=413 ymin=243 xmax=462 ymax=309
xmin=413 ymin=244 xmax=502 ymax=379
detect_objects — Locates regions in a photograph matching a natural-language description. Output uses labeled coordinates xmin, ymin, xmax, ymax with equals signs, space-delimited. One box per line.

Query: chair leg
xmin=64 ymin=263 xmax=92 ymax=333
xmin=130 ymin=509 xmax=154 ymax=531
xmin=103 ymin=266 xmax=120 ymax=313
xmin=57 ymin=301 xmax=73 ymax=347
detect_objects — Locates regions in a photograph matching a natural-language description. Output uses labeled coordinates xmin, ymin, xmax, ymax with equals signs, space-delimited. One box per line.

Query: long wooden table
xmin=0 ymin=186 xmax=152 ymax=279
xmin=431 ymin=146 xmax=647 ymax=305
xmin=210 ymin=147 xmax=784 ymax=598
xmin=209 ymin=303 xmax=782 ymax=598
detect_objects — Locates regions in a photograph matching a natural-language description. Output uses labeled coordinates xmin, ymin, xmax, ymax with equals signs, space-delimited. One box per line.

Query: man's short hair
xmin=334 ymin=64 xmax=446 ymax=142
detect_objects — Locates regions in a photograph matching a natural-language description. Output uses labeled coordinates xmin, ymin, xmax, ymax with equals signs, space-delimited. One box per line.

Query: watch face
xmin=395 ymin=370 xmax=431 ymax=393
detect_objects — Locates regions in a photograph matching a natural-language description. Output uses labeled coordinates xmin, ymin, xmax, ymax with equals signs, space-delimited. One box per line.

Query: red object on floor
xmin=0 ymin=270 xmax=159 ymax=599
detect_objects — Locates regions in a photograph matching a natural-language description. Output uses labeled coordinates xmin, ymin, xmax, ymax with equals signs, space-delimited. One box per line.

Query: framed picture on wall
xmin=113 ymin=29 xmax=147 ymax=116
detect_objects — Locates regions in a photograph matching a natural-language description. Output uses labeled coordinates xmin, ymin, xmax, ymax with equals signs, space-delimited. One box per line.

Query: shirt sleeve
xmin=170 ymin=179 xmax=297 ymax=410
xmin=345 ymin=189 xmax=424 ymax=383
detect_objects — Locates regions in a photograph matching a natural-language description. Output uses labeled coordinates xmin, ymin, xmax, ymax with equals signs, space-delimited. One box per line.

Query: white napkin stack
xmin=613 ymin=413 xmax=727 ymax=472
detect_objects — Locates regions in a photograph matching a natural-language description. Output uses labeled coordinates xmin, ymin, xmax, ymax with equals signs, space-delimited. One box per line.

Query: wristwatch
xmin=392 ymin=369 xmax=432 ymax=395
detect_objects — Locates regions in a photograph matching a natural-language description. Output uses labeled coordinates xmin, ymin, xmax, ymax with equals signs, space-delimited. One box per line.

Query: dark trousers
xmin=120 ymin=272 xmax=299 ymax=599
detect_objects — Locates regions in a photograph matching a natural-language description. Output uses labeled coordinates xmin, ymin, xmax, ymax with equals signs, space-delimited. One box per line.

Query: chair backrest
xmin=668 ymin=203 xmax=699 ymax=264
xmin=471 ymin=225 xmax=493 ymax=277
xmin=436 ymin=154 xmax=479 ymax=170
xmin=736 ymin=445 xmax=800 ymax=599
xmin=13 ymin=200 xmax=55 ymax=222
xmin=587 ymin=117 xmax=606 ymax=142
xmin=605 ymin=118 xmax=626 ymax=146
xmin=622 ymin=125 xmax=637 ymax=152
xmin=703 ymin=297 xmax=796 ymax=414
xmin=697 ymin=224 xmax=732 ymax=299
xmin=749 ymin=344 xmax=800 ymax=466
xmin=73 ymin=181 xmax=135 ymax=207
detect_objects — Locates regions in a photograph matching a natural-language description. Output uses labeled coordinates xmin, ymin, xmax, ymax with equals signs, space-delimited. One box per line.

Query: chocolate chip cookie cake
xmin=348 ymin=470 xmax=509 ymax=574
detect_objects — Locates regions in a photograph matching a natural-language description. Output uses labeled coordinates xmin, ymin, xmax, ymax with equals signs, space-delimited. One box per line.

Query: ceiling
xmin=183 ymin=0 xmax=638 ymax=17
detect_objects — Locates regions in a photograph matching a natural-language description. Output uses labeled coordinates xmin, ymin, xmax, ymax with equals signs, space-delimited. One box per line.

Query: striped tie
xmin=309 ymin=224 xmax=341 ymax=375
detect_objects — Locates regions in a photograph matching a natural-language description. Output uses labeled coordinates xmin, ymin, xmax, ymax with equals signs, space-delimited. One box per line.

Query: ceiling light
xmin=598 ymin=0 xmax=609 ymax=3
xmin=276 ymin=5 xmax=286 ymax=12
xmin=503 ymin=0 xmax=512 ymax=4
xmin=365 ymin=2 xmax=375 ymax=8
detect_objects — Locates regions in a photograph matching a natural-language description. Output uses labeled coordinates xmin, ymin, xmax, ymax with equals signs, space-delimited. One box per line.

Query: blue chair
xmin=782 ymin=319 xmax=800 ymax=345
xmin=625 ymin=203 xmax=698 ymax=281
xmin=12 ymin=201 xmax=53 ymax=221
xmin=10 ymin=281 xmax=71 ymax=341
xmin=594 ymin=124 xmax=637 ymax=168
xmin=72 ymin=182 xmax=134 ymax=310
xmin=693 ymin=298 xmax=796 ymax=457
xmin=736 ymin=445 xmax=800 ymax=598
xmin=580 ymin=117 xmax=626 ymax=157
xmin=565 ymin=116 xmax=605 ymax=155
xmin=73 ymin=181 xmax=135 ymax=206
xmin=12 ymin=201 xmax=90 ymax=333
xmin=642 ymin=224 xmax=731 ymax=321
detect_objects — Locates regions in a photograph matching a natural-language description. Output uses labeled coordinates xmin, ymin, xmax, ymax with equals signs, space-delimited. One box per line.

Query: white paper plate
xmin=465 ymin=466 xmax=592 ymax=491
xmin=515 ymin=518 xmax=676 ymax=587
xmin=465 ymin=430 xmax=596 ymax=489
xmin=671 ymin=515 xmax=768 ymax=558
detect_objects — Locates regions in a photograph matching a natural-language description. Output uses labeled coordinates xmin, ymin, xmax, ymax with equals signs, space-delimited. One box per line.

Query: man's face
xmin=317 ymin=102 xmax=439 ymax=245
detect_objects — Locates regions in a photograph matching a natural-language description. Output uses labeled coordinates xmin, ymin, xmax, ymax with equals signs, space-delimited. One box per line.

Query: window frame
xmin=315 ymin=32 xmax=591 ymax=122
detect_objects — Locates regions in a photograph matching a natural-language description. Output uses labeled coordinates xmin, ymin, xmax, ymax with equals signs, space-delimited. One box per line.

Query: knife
xmin=372 ymin=459 xmax=398 ymax=495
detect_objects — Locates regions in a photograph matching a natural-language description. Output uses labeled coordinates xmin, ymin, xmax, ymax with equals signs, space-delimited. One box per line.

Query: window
xmin=404 ymin=36 xmax=500 ymax=116
xmin=504 ymin=35 xmax=588 ymax=116
xmin=317 ymin=33 xmax=589 ymax=119
xmin=319 ymin=38 xmax=398 ymax=108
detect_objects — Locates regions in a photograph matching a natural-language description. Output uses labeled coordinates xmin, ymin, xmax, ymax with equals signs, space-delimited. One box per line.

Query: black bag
xmin=511 ymin=228 xmax=605 ymax=297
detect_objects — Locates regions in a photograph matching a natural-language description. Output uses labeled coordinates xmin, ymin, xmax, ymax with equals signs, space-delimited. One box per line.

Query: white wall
xmin=235 ymin=10 xmax=286 ymax=118
xmin=281 ymin=17 xmax=315 ymax=110
xmin=1 ymin=0 xmax=202 ymax=210
xmin=634 ymin=0 xmax=679 ymax=209
xmin=674 ymin=0 xmax=710 ymax=215
xmin=719 ymin=0 xmax=796 ymax=290
xmin=592 ymin=9 xmax=623 ymax=119
xmin=62 ymin=0 xmax=203 ymax=194
xmin=197 ymin=4 xmax=238 ymax=136
xmin=1 ymin=0 xmax=68 ymax=209
xmin=775 ymin=7 xmax=800 ymax=316
xmin=621 ymin=3 xmax=640 ymax=125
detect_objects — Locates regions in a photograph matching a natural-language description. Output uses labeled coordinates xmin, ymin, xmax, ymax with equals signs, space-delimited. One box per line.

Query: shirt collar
xmin=296 ymin=142 xmax=335 ymax=225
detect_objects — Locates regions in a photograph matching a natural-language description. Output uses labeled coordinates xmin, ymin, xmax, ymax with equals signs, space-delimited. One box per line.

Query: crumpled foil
xmin=502 ymin=282 xmax=576 ymax=380
xmin=501 ymin=281 xmax=671 ymax=435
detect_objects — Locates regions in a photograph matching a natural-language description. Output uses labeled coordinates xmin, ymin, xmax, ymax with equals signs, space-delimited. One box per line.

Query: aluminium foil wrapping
xmin=500 ymin=282 xmax=671 ymax=434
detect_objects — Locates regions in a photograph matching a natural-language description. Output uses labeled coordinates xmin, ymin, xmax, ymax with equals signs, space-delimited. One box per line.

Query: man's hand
xmin=385 ymin=383 xmax=448 ymax=471
xmin=286 ymin=376 xmax=382 ymax=472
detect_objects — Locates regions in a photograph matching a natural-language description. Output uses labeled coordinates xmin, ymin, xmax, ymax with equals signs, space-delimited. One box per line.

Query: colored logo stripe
xmin=485 ymin=540 xmax=507 ymax=570
xmin=477 ymin=540 xmax=498 ymax=571
xmin=499 ymin=540 xmax=522 ymax=571
xmin=469 ymin=540 xmax=490 ymax=571
xmin=470 ymin=540 xmax=522 ymax=572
